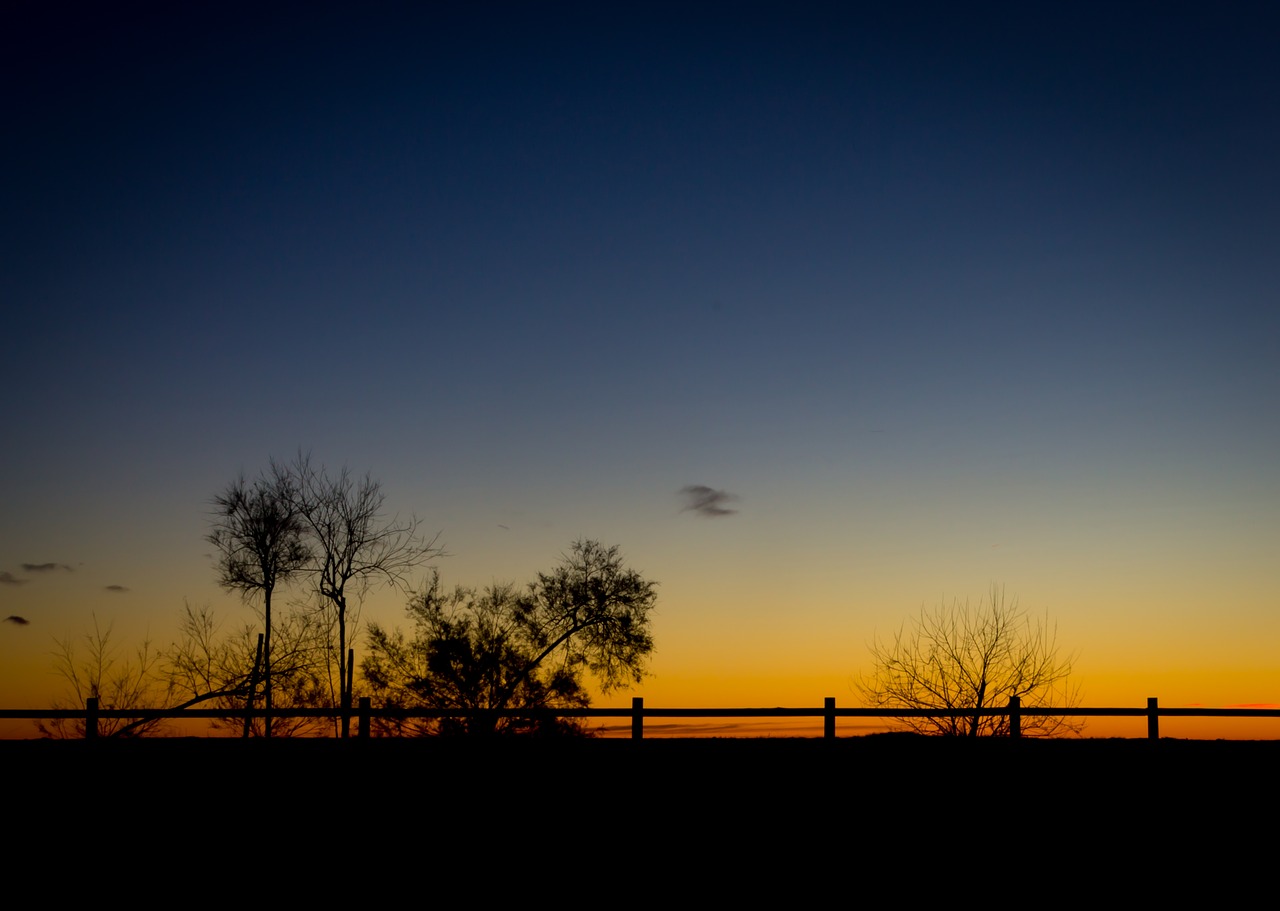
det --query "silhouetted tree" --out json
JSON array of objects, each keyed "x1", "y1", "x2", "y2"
[
  {"x1": 40, "y1": 616, "x2": 169, "y2": 738},
  {"x1": 289, "y1": 453, "x2": 441, "y2": 736},
  {"x1": 208, "y1": 465, "x2": 311, "y2": 737},
  {"x1": 166, "y1": 601, "x2": 333, "y2": 737},
  {"x1": 857, "y1": 586, "x2": 1081, "y2": 737},
  {"x1": 39, "y1": 602, "x2": 337, "y2": 738},
  {"x1": 364, "y1": 540, "x2": 657, "y2": 736}
]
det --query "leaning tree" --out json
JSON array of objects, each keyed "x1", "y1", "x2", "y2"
[{"x1": 363, "y1": 539, "x2": 657, "y2": 736}]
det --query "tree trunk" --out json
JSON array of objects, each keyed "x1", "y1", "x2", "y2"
[
  {"x1": 243, "y1": 633, "x2": 264, "y2": 738},
  {"x1": 263, "y1": 588, "x2": 273, "y2": 739},
  {"x1": 968, "y1": 679, "x2": 987, "y2": 737},
  {"x1": 337, "y1": 599, "x2": 348, "y2": 737},
  {"x1": 341, "y1": 648, "x2": 353, "y2": 738}
]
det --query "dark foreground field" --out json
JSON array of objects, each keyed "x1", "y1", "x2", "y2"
[{"x1": 9, "y1": 736, "x2": 1275, "y2": 893}]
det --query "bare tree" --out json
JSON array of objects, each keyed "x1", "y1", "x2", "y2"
[
  {"x1": 163, "y1": 602, "x2": 256, "y2": 732},
  {"x1": 208, "y1": 464, "x2": 311, "y2": 737},
  {"x1": 857, "y1": 586, "x2": 1081, "y2": 737},
  {"x1": 166, "y1": 601, "x2": 333, "y2": 737},
  {"x1": 289, "y1": 454, "x2": 441, "y2": 736},
  {"x1": 40, "y1": 616, "x2": 169, "y2": 738}
]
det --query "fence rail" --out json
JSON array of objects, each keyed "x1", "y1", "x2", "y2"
[{"x1": 4, "y1": 696, "x2": 1280, "y2": 739}]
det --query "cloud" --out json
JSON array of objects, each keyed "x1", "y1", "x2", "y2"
[
  {"x1": 679, "y1": 485, "x2": 739, "y2": 518},
  {"x1": 0, "y1": 572, "x2": 26, "y2": 586},
  {"x1": 22, "y1": 562, "x2": 72, "y2": 573},
  {"x1": 4, "y1": 615, "x2": 30, "y2": 625},
  {"x1": 104, "y1": 584, "x2": 129, "y2": 593}
]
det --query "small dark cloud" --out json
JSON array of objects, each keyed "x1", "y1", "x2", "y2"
[
  {"x1": 4, "y1": 615, "x2": 30, "y2": 625},
  {"x1": 22, "y1": 562, "x2": 73, "y2": 573},
  {"x1": 0, "y1": 572, "x2": 26, "y2": 586},
  {"x1": 104, "y1": 584, "x2": 130, "y2": 593},
  {"x1": 679, "y1": 485, "x2": 739, "y2": 518}
]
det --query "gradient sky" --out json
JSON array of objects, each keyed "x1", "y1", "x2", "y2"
[{"x1": 3, "y1": 2, "x2": 1278, "y2": 738}]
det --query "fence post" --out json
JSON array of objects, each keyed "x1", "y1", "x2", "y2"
[
  {"x1": 1147, "y1": 697, "x2": 1159, "y2": 740},
  {"x1": 632, "y1": 697, "x2": 644, "y2": 740},
  {"x1": 1008, "y1": 696, "x2": 1021, "y2": 738},
  {"x1": 358, "y1": 697, "x2": 371, "y2": 739},
  {"x1": 85, "y1": 696, "x2": 99, "y2": 739},
  {"x1": 824, "y1": 697, "x2": 835, "y2": 740}
]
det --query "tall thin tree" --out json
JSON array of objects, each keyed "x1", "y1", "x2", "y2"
[
  {"x1": 208, "y1": 464, "x2": 310, "y2": 737},
  {"x1": 291, "y1": 454, "x2": 440, "y2": 736}
]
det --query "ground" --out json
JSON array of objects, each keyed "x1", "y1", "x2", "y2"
[{"x1": 8, "y1": 736, "x2": 1273, "y2": 895}]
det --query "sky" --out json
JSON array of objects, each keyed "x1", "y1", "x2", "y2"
[{"x1": 3, "y1": 2, "x2": 1278, "y2": 738}]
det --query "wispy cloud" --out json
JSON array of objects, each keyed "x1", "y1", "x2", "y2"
[
  {"x1": 0, "y1": 572, "x2": 26, "y2": 586},
  {"x1": 4, "y1": 615, "x2": 30, "y2": 625},
  {"x1": 679, "y1": 485, "x2": 739, "y2": 518},
  {"x1": 104, "y1": 584, "x2": 129, "y2": 593},
  {"x1": 22, "y1": 562, "x2": 73, "y2": 573}
]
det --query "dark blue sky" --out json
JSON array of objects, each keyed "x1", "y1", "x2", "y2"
[{"x1": 3, "y1": 2, "x2": 1278, "y2": 718}]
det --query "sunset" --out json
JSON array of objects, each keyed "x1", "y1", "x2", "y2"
[{"x1": 2, "y1": 2, "x2": 1278, "y2": 747}]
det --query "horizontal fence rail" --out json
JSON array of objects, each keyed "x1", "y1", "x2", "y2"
[{"x1": 3, "y1": 696, "x2": 1280, "y2": 740}]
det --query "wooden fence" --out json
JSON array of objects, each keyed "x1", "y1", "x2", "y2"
[{"x1": 4, "y1": 695, "x2": 1280, "y2": 739}]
